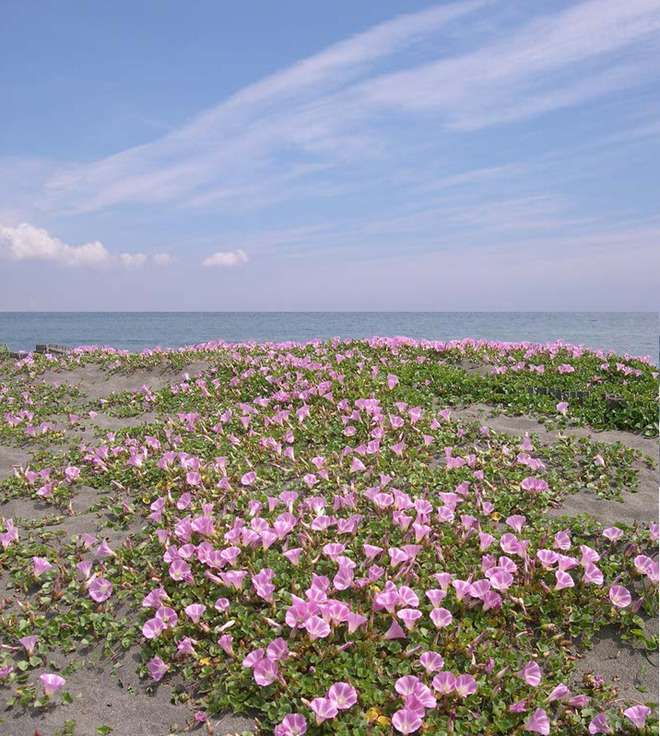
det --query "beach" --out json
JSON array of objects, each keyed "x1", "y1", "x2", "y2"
[{"x1": 0, "y1": 338, "x2": 657, "y2": 735}]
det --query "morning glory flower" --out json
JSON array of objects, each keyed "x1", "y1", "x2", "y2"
[
  {"x1": 253, "y1": 658, "x2": 279, "y2": 686},
  {"x1": 588, "y1": 713, "x2": 612, "y2": 734},
  {"x1": 327, "y1": 682, "x2": 357, "y2": 710},
  {"x1": 518, "y1": 661, "x2": 542, "y2": 687},
  {"x1": 432, "y1": 672, "x2": 456, "y2": 695},
  {"x1": 88, "y1": 576, "x2": 113, "y2": 602},
  {"x1": 309, "y1": 697, "x2": 338, "y2": 724},
  {"x1": 454, "y1": 674, "x2": 477, "y2": 698},
  {"x1": 623, "y1": 705, "x2": 651, "y2": 729},
  {"x1": 147, "y1": 657, "x2": 169, "y2": 682},
  {"x1": 609, "y1": 585, "x2": 632, "y2": 608},
  {"x1": 19, "y1": 636, "x2": 38, "y2": 655},
  {"x1": 430, "y1": 608, "x2": 453, "y2": 628},
  {"x1": 525, "y1": 708, "x2": 550, "y2": 734},
  {"x1": 274, "y1": 714, "x2": 308, "y2": 736},
  {"x1": 392, "y1": 708, "x2": 422, "y2": 734},
  {"x1": 32, "y1": 557, "x2": 53, "y2": 577},
  {"x1": 40, "y1": 673, "x2": 66, "y2": 698},
  {"x1": 602, "y1": 527, "x2": 623, "y2": 542}
]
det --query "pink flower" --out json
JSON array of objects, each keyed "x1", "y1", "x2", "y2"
[
  {"x1": 623, "y1": 705, "x2": 651, "y2": 729},
  {"x1": 455, "y1": 674, "x2": 477, "y2": 697},
  {"x1": 547, "y1": 683, "x2": 571, "y2": 702},
  {"x1": 19, "y1": 636, "x2": 38, "y2": 655},
  {"x1": 426, "y1": 589, "x2": 446, "y2": 607},
  {"x1": 88, "y1": 576, "x2": 113, "y2": 602},
  {"x1": 489, "y1": 569, "x2": 514, "y2": 591},
  {"x1": 242, "y1": 649, "x2": 264, "y2": 668},
  {"x1": 588, "y1": 713, "x2": 612, "y2": 734},
  {"x1": 602, "y1": 527, "x2": 623, "y2": 542},
  {"x1": 397, "y1": 608, "x2": 423, "y2": 630},
  {"x1": 392, "y1": 709, "x2": 423, "y2": 734},
  {"x1": 95, "y1": 540, "x2": 115, "y2": 558},
  {"x1": 40, "y1": 673, "x2": 66, "y2": 698},
  {"x1": 266, "y1": 637, "x2": 289, "y2": 662},
  {"x1": 254, "y1": 658, "x2": 279, "y2": 686},
  {"x1": 142, "y1": 617, "x2": 165, "y2": 640},
  {"x1": 350, "y1": 457, "x2": 366, "y2": 473},
  {"x1": 419, "y1": 652, "x2": 444, "y2": 674},
  {"x1": 395, "y1": 676, "x2": 421, "y2": 697},
  {"x1": 327, "y1": 682, "x2": 357, "y2": 710},
  {"x1": 385, "y1": 618, "x2": 408, "y2": 639},
  {"x1": 64, "y1": 466, "x2": 80, "y2": 483},
  {"x1": 556, "y1": 402, "x2": 568, "y2": 415},
  {"x1": 309, "y1": 697, "x2": 338, "y2": 724},
  {"x1": 241, "y1": 471, "x2": 257, "y2": 486},
  {"x1": 156, "y1": 606, "x2": 178, "y2": 629},
  {"x1": 304, "y1": 616, "x2": 331, "y2": 639},
  {"x1": 387, "y1": 374, "x2": 399, "y2": 389},
  {"x1": 525, "y1": 708, "x2": 550, "y2": 734},
  {"x1": 274, "y1": 714, "x2": 308, "y2": 736},
  {"x1": 147, "y1": 657, "x2": 169, "y2": 682},
  {"x1": 609, "y1": 585, "x2": 632, "y2": 608},
  {"x1": 430, "y1": 608, "x2": 453, "y2": 628},
  {"x1": 218, "y1": 634, "x2": 234, "y2": 656},
  {"x1": 555, "y1": 571, "x2": 574, "y2": 591},
  {"x1": 520, "y1": 477, "x2": 549, "y2": 494},
  {"x1": 432, "y1": 672, "x2": 456, "y2": 694},
  {"x1": 184, "y1": 603, "x2": 206, "y2": 623},
  {"x1": 32, "y1": 557, "x2": 53, "y2": 576},
  {"x1": 518, "y1": 661, "x2": 542, "y2": 687},
  {"x1": 582, "y1": 563, "x2": 604, "y2": 585},
  {"x1": 392, "y1": 708, "x2": 422, "y2": 734}
]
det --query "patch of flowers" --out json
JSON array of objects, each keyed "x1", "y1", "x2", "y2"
[{"x1": 0, "y1": 338, "x2": 657, "y2": 734}]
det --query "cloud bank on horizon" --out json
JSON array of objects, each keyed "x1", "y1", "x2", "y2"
[{"x1": 0, "y1": 0, "x2": 659, "y2": 310}]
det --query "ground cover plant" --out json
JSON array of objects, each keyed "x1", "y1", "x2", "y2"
[{"x1": 0, "y1": 337, "x2": 658, "y2": 735}]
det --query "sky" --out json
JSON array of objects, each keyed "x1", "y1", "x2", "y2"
[{"x1": 0, "y1": 0, "x2": 659, "y2": 311}]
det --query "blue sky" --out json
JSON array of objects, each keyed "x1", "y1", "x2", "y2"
[{"x1": 1, "y1": 0, "x2": 659, "y2": 310}]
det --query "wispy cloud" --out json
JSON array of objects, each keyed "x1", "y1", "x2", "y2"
[
  {"x1": 35, "y1": 1, "x2": 491, "y2": 214},
  {"x1": 31, "y1": 0, "x2": 659, "y2": 220},
  {"x1": 362, "y1": 0, "x2": 660, "y2": 128}
]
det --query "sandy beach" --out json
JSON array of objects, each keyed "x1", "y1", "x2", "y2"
[{"x1": 0, "y1": 339, "x2": 657, "y2": 736}]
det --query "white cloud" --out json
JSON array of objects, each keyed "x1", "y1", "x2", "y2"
[
  {"x1": 0, "y1": 222, "x2": 155, "y2": 269},
  {"x1": 201, "y1": 249, "x2": 248, "y2": 267},
  {"x1": 152, "y1": 251, "x2": 175, "y2": 266},
  {"x1": 119, "y1": 252, "x2": 148, "y2": 267},
  {"x1": 0, "y1": 222, "x2": 112, "y2": 267}
]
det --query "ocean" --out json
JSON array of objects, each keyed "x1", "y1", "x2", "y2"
[{"x1": 0, "y1": 312, "x2": 657, "y2": 362}]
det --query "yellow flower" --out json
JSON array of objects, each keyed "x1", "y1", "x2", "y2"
[
  {"x1": 377, "y1": 716, "x2": 391, "y2": 726},
  {"x1": 199, "y1": 657, "x2": 211, "y2": 666},
  {"x1": 142, "y1": 496, "x2": 151, "y2": 504},
  {"x1": 491, "y1": 512, "x2": 502, "y2": 521},
  {"x1": 365, "y1": 707, "x2": 381, "y2": 722}
]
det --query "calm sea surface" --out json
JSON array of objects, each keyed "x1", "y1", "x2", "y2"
[{"x1": 0, "y1": 313, "x2": 657, "y2": 363}]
